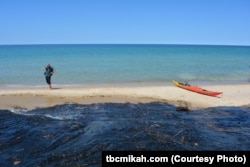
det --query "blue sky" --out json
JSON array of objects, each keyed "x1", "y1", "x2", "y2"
[{"x1": 0, "y1": 0, "x2": 249, "y2": 45}]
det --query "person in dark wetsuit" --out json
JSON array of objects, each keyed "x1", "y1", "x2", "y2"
[{"x1": 44, "y1": 64, "x2": 55, "y2": 89}]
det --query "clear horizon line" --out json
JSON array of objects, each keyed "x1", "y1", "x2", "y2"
[{"x1": 0, "y1": 43, "x2": 250, "y2": 47}]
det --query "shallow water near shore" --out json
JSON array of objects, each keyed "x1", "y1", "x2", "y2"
[{"x1": 0, "y1": 102, "x2": 249, "y2": 166}]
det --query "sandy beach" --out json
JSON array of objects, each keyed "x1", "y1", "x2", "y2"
[{"x1": 0, "y1": 83, "x2": 249, "y2": 110}]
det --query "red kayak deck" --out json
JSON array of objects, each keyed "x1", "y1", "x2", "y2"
[{"x1": 172, "y1": 80, "x2": 223, "y2": 97}]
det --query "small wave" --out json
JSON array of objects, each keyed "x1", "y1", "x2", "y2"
[
  {"x1": 44, "y1": 114, "x2": 78, "y2": 120},
  {"x1": 6, "y1": 84, "x2": 46, "y2": 88},
  {"x1": 9, "y1": 105, "x2": 79, "y2": 120},
  {"x1": 10, "y1": 108, "x2": 29, "y2": 114}
]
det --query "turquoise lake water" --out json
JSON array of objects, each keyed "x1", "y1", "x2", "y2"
[{"x1": 0, "y1": 44, "x2": 250, "y2": 87}]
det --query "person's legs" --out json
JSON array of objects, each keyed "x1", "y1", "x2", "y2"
[{"x1": 46, "y1": 76, "x2": 52, "y2": 89}]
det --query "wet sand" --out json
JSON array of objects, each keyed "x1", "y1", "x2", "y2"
[{"x1": 0, "y1": 84, "x2": 250, "y2": 110}]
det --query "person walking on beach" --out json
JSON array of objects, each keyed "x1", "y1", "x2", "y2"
[{"x1": 44, "y1": 64, "x2": 55, "y2": 89}]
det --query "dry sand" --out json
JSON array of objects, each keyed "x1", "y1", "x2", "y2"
[{"x1": 0, "y1": 84, "x2": 249, "y2": 110}]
